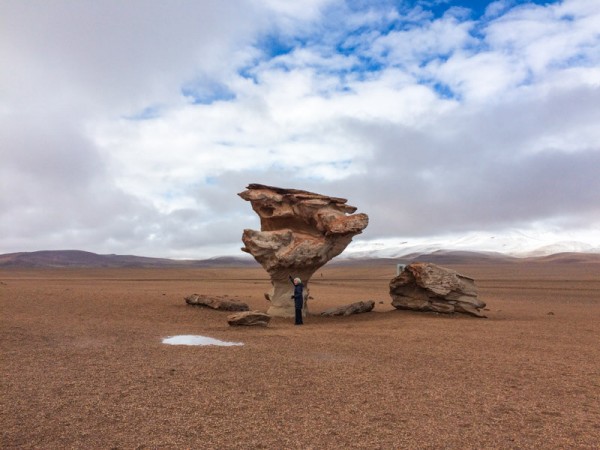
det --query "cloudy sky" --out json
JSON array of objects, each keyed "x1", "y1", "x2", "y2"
[{"x1": 2, "y1": 0, "x2": 599, "y2": 258}]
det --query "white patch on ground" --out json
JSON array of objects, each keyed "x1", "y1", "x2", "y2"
[{"x1": 162, "y1": 335, "x2": 243, "y2": 346}]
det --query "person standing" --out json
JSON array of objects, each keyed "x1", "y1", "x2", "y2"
[{"x1": 289, "y1": 275, "x2": 304, "y2": 325}]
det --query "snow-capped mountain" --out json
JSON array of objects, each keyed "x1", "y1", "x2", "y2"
[{"x1": 344, "y1": 230, "x2": 600, "y2": 259}]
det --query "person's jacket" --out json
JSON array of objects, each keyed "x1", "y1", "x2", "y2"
[{"x1": 289, "y1": 276, "x2": 304, "y2": 309}]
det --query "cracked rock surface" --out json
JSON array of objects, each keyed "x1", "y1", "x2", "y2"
[{"x1": 390, "y1": 262, "x2": 486, "y2": 317}]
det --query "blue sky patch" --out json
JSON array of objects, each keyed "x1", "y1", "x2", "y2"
[
  {"x1": 181, "y1": 80, "x2": 235, "y2": 105},
  {"x1": 431, "y1": 81, "x2": 458, "y2": 99},
  {"x1": 414, "y1": 0, "x2": 561, "y2": 20},
  {"x1": 256, "y1": 33, "x2": 296, "y2": 59},
  {"x1": 124, "y1": 105, "x2": 162, "y2": 121}
]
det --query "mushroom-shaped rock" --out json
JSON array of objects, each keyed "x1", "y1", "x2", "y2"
[
  {"x1": 239, "y1": 184, "x2": 368, "y2": 318},
  {"x1": 389, "y1": 263, "x2": 486, "y2": 317}
]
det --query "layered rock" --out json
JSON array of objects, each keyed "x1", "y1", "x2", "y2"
[
  {"x1": 227, "y1": 311, "x2": 271, "y2": 327},
  {"x1": 389, "y1": 263, "x2": 486, "y2": 317},
  {"x1": 321, "y1": 300, "x2": 375, "y2": 316},
  {"x1": 239, "y1": 184, "x2": 368, "y2": 318},
  {"x1": 185, "y1": 294, "x2": 249, "y2": 312}
]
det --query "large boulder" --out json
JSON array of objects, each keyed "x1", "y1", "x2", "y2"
[
  {"x1": 227, "y1": 311, "x2": 271, "y2": 327},
  {"x1": 185, "y1": 294, "x2": 249, "y2": 312},
  {"x1": 321, "y1": 300, "x2": 375, "y2": 316},
  {"x1": 239, "y1": 184, "x2": 368, "y2": 318},
  {"x1": 389, "y1": 263, "x2": 486, "y2": 317}
]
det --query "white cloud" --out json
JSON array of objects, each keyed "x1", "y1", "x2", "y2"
[
  {"x1": 260, "y1": 0, "x2": 334, "y2": 20},
  {"x1": 484, "y1": 1, "x2": 511, "y2": 18},
  {"x1": 369, "y1": 10, "x2": 476, "y2": 66},
  {"x1": 2, "y1": 0, "x2": 600, "y2": 258},
  {"x1": 484, "y1": 0, "x2": 600, "y2": 75}
]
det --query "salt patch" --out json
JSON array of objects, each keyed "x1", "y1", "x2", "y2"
[{"x1": 162, "y1": 335, "x2": 243, "y2": 347}]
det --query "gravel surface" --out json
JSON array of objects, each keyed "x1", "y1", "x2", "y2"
[{"x1": 1, "y1": 263, "x2": 599, "y2": 449}]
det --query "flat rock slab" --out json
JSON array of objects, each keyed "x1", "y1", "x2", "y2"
[
  {"x1": 390, "y1": 262, "x2": 486, "y2": 317},
  {"x1": 227, "y1": 311, "x2": 271, "y2": 327},
  {"x1": 185, "y1": 294, "x2": 249, "y2": 311},
  {"x1": 321, "y1": 300, "x2": 375, "y2": 316}
]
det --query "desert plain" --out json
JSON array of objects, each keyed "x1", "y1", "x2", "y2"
[{"x1": 1, "y1": 259, "x2": 599, "y2": 449}]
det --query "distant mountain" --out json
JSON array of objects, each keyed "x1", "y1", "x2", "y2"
[
  {"x1": 398, "y1": 250, "x2": 518, "y2": 265},
  {"x1": 330, "y1": 251, "x2": 512, "y2": 266},
  {"x1": 0, "y1": 250, "x2": 256, "y2": 269},
  {"x1": 524, "y1": 252, "x2": 600, "y2": 264},
  {"x1": 344, "y1": 231, "x2": 600, "y2": 259},
  {"x1": 407, "y1": 250, "x2": 600, "y2": 264},
  {"x1": 1, "y1": 249, "x2": 599, "y2": 269}
]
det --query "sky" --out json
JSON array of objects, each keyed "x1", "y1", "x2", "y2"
[{"x1": 1, "y1": 0, "x2": 599, "y2": 258}]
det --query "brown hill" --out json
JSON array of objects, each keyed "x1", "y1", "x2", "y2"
[
  {"x1": 0, "y1": 250, "x2": 256, "y2": 269},
  {"x1": 2, "y1": 249, "x2": 599, "y2": 269},
  {"x1": 521, "y1": 252, "x2": 600, "y2": 264},
  {"x1": 401, "y1": 250, "x2": 517, "y2": 265}
]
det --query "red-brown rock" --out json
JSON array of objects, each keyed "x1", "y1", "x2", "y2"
[
  {"x1": 239, "y1": 184, "x2": 368, "y2": 318},
  {"x1": 389, "y1": 263, "x2": 486, "y2": 317}
]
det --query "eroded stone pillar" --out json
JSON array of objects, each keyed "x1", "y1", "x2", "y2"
[{"x1": 239, "y1": 184, "x2": 368, "y2": 317}]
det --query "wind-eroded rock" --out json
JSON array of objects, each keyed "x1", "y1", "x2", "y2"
[
  {"x1": 239, "y1": 184, "x2": 368, "y2": 318},
  {"x1": 389, "y1": 263, "x2": 486, "y2": 317}
]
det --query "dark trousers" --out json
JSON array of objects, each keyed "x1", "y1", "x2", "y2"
[{"x1": 295, "y1": 307, "x2": 303, "y2": 325}]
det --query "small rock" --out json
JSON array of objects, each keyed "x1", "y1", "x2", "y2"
[
  {"x1": 185, "y1": 294, "x2": 249, "y2": 311},
  {"x1": 547, "y1": 311, "x2": 555, "y2": 315},
  {"x1": 227, "y1": 311, "x2": 271, "y2": 327}
]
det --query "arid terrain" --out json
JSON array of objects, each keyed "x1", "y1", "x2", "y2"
[{"x1": 1, "y1": 260, "x2": 599, "y2": 449}]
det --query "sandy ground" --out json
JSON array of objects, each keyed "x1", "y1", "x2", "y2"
[{"x1": 1, "y1": 262, "x2": 599, "y2": 449}]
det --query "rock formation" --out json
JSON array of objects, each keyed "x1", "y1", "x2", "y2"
[
  {"x1": 227, "y1": 311, "x2": 271, "y2": 327},
  {"x1": 185, "y1": 294, "x2": 249, "y2": 312},
  {"x1": 389, "y1": 263, "x2": 486, "y2": 317},
  {"x1": 239, "y1": 183, "x2": 369, "y2": 318},
  {"x1": 320, "y1": 300, "x2": 375, "y2": 316}
]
